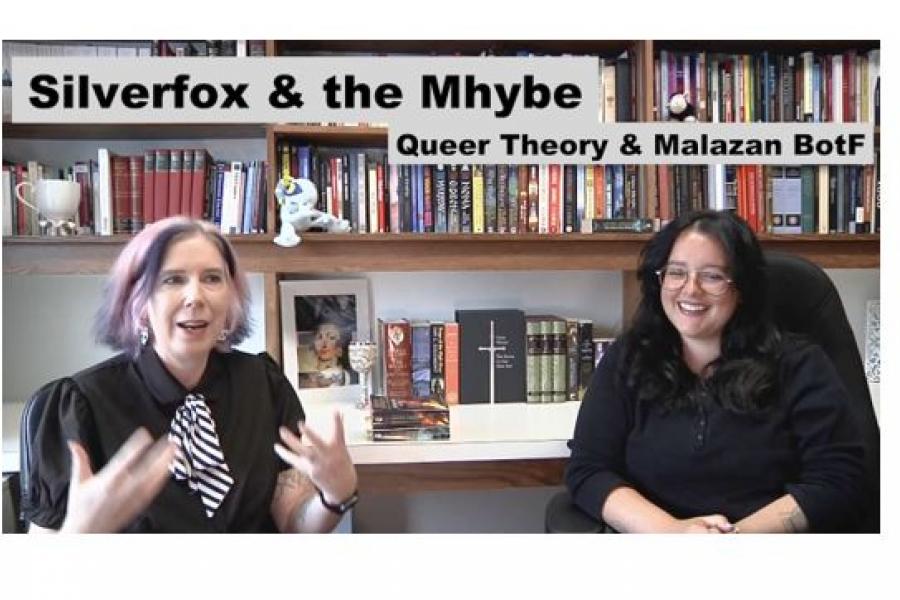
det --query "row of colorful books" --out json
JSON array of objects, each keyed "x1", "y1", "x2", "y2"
[
  {"x1": 2, "y1": 150, "x2": 269, "y2": 237},
  {"x1": 2, "y1": 41, "x2": 265, "y2": 85},
  {"x1": 377, "y1": 310, "x2": 615, "y2": 408},
  {"x1": 655, "y1": 159, "x2": 879, "y2": 234},
  {"x1": 277, "y1": 144, "x2": 643, "y2": 234},
  {"x1": 655, "y1": 49, "x2": 880, "y2": 124}
]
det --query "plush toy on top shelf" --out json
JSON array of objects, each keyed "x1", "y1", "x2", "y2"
[
  {"x1": 273, "y1": 175, "x2": 351, "y2": 247},
  {"x1": 667, "y1": 92, "x2": 697, "y2": 122}
]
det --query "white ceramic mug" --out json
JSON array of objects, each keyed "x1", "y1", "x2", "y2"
[{"x1": 14, "y1": 179, "x2": 81, "y2": 221}]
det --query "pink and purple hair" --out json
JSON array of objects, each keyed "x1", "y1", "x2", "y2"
[{"x1": 94, "y1": 217, "x2": 252, "y2": 356}]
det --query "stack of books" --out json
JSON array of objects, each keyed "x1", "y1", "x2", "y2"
[{"x1": 368, "y1": 395, "x2": 450, "y2": 442}]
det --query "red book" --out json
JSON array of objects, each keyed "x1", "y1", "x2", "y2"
[
  {"x1": 756, "y1": 165, "x2": 765, "y2": 233},
  {"x1": 657, "y1": 165, "x2": 670, "y2": 222},
  {"x1": 381, "y1": 319, "x2": 413, "y2": 402},
  {"x1": 548, "y1": 164, "x2": 561, "y2": 233},
  {"x1": 180, "y1": 149, "x2": 193, "y2": 217},
  {"x1": 191, "y1": 150, "x2": 209, "y2": 220},
  {"x1": 517, "y1": 164, "x2": 529, "y2": 232},
  {"x1": 153, "y1": 150, "x2": 169, "y2": 220},
  {"x1": 111, "y1": 155, "x2": 131, "y2": 234},
  {"x1": 330, "y1": 157, "x2": 339, "y2": 217},
  {"x1": 423, "y1": 165, "x2": 433, "y2": 232},
  {"x1": 72, "y1": 162, "x2": 93, "y2": 230},
  {"x1": 594, "y1": 165, "x2": 606, "y2": 219},
  {"x1": 443, "y1": 322, "x2": 460, "y2": 405},
  {"x1": 142, "y1": 150, "x2": 154, "y2": 224},
  {"x1": 747, "y1": 166, "x2": 758, "y2": 233},
  {"x1": 168, "y1": 149, "x2": 182, "y2": 217},
  {"x1": 128, "y1": 155, "x2": 144, "y2": 232}
]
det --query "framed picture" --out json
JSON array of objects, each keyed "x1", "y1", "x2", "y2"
[{"x1": 280, "y1": 279, "x2": 371, "y2": 405}]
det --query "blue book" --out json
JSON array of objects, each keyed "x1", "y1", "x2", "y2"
[
  {"x1": 434, "y1": 165, "x2": 447, "y2": 233},
  {"x1": 410, "y1": 321, "x2": 432, "y2": 398},
  {"x1": 613, "y1": 165, "x2": 625, "y2": 218},
  {"x1": 297, "y1": 145, "x2": 311, "y2": 179},
  {"x1": 242, "y1": 161, "x2": 255, "y2": 234},
  {"x1": 213, "y1": 162, "x2": 226, "y2": 226}
]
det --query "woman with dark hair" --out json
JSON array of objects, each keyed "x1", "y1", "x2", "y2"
[
  {"x1": 22, "y1": 217, "x2": 358, "y2": 533},
  {"x1": 566, "y1": 210, "x2": 865, "y2": 533}
]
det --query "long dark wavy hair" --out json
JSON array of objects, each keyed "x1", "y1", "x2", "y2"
[{"x1": 619, "y1": 210, "x2": 782, "y2": 414}]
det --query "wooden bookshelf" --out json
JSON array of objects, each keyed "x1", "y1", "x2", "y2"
[{"x1": 2, "y1": 39, "x2": 883, "y2": 499}]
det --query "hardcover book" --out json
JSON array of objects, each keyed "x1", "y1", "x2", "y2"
[
  {"x1": 526, "y1": 316, "x2": 543, "y2": 403},
  {"x1": 444, "y1": 322, "x2": 460, "y2": 405},
  {"x1": 455, "y1": 309, "x2": 526, "y2": 404},
  {"x1": 430, "y1": 322, "x2": 446, "y2": 402},
  {"x1": 380, "y1": 319, "x2": 413, "y2": 402},
  {"x1": 771, "y1": 166, "x2": 802, "y2": 234}
]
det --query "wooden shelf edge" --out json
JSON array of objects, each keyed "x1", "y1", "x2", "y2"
[
  {"x1": 2, "y1": 123, "x2": 267, "y2": 140},
  {"x1": 3, "y1": 233, "x2": 879, "y2": 274},
  {"x1": 356, "y1": 458, "x2": 566, "y2": 493}
]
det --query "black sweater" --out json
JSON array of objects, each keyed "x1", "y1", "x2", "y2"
[{"x1": 565, "y1": 338, "x2": 866, "y2": 532}]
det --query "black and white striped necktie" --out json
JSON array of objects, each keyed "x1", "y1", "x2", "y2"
[{"x1": 168, "y1": 393, "x2": 234, "y2": 518}]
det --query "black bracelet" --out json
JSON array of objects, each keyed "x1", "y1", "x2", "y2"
[{"x1": 317, "y1": 487, "x2": 359, "y2": 515}]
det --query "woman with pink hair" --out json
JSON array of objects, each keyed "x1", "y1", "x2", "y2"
[{"x1": 22, "y1": 217, "x2": 358, "y2": 533}]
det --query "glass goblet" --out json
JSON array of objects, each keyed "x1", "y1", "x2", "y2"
[{"x1": 348, "y1": 341, "x2": 377, "y2": 410}]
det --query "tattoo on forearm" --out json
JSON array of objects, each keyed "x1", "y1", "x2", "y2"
[
  {"x1": 781, "y1": 507, "x2": 807, "y2": 533},
  {"x1": 273, "y1": 469, "x2": 305, "y2": 503}
]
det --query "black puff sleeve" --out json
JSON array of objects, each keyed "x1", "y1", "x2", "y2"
[
  {"x1": 258, "y1": 352, "x2": 305, "y2": 448},
  {"x1": 20, "y1": 378, "x2": 99, "y2": 530}
]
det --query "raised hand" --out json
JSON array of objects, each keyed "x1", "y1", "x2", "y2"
[
  {"x1": 273, "y1": 410, "x2": 358, "y2": 505},
  {"x1": 60, "y1": 428, "x2": 175, "y2": 533}
]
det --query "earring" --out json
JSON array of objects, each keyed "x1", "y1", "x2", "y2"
[
  {"x1": 139, "y1": 325, "x2": 150, "y2": 347},
  {"x1": 218, "y1": 329, "x2": 229, "y2": 342}
]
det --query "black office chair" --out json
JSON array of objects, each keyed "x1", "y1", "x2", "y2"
[
  {"x1": 545, "y1": 251, "x2": 881, "y2": 533},
  {"x1": 17, "y1": 379, "x2": 55, "y2": 532}
]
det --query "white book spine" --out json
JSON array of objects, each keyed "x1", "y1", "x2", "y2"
[
  {"x1": 818, "y1": 165, "x2": 830, "y2": 234},
  {"x1": 710, "y1": 59, "x2": 720, "y2": 123},
  {"x1": 832, "y1": 55, "x2": 843, "y2": 123},
  {"x1": 583, "y1": 165, "x2": 594, "y2": 233},
  {"x1": 97, "y1": 149, "x2": 113, "y2": 236},
  {"x1": 367, "y1": 162, "x2": 378, "y2": 233},
  {"x1": 219, "y1": 168, "x2": 234, "y2": 234},
  {"x1": 802, "y1": 51, "x2": 814, "y2": 118}
]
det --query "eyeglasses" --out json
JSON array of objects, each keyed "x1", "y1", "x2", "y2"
[{"x1": 655, "y1": 266, "x2": 734, "y2": 296}]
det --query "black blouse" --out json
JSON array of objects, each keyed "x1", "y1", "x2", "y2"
[
  {"x1": 566, "y1": 337, "x2": 867, "y2": 532},
  {"x1": 21, "y1": 348, "x2": 305, "y2": 532}
]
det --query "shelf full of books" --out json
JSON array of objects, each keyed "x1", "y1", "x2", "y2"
[
  {"x1": 650, "y1": 44, "x2": 880, "y2": 235},
  {"x1": 2, "y1": 148, "x2": 268, "y2": 238}
]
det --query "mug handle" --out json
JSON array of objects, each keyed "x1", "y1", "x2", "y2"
[{"x1": 14, "y1": 181, "x2": 40, "y2": 214}]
